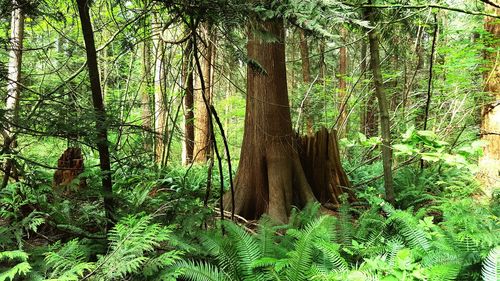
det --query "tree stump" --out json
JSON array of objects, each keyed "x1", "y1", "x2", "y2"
[
  {"x1": 297, "y1": 127, "x2": 354, "y2": 206},
  {"x1": 53, "y1": 147, "x2": 86, "y2": 193}
]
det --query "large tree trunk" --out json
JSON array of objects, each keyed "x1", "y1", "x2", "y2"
[
  {"x1": 298, "y1": 29, "x2": 313, "y2": 134},
  {"x1": 337, "y1": 26, "x2": 348, "y2": 138},
  {"x1": 182, "y1": 37, "x2": 195, "y2": 165},
  {"x1": 152, "y1": 13, "x2": 167, "y2": 164},
  {"x1": 193, "y1": 24, "x2": 215, "y2": 163},
  {"x1": 2, "y1": 0, "x2": 24, "y2": 189},
  {"x1": 225, "y1": 18, "x2": 318, "y2": 223},
  {"x1": 478, "y1": 3, "x2": 500, "y2": 196},
  {"x1": 365, "y1": 4, "x2": 395, "y2": 204},
  {"x1": 76, "y1": 0, "x2": 114, "y2": 227}
]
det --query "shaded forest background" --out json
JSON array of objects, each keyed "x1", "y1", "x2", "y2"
[{"x1": 0, "y1": 0, "x2": 499, "y2": 280}]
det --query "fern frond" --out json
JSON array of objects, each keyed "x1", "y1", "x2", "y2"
[
  {"x1": 0, "y1": 261, "x2": 31, "y2": 281},
  {"x1": 176, "y1": 260, "x2": 229, "y2": 281},
  {"x1": 285, "y1": 215, "x2": 334, "y2": 281},
  {"x1": 44, "y1": 239, "x2": 90, "y2": 277},
  {"x1": 93, "y1": 214, "x2": 177, "y2": 280},
  {"x1": 251, "y1": 257, "x2": 278, "y2": 269},
  {"x1": 482, "y1": 246, "x2": 499, "y2": 281},
  {"x1": 425, "y1": 263, "x2": 461, "y2": 281},
  {"x1": 222, "y1": 220, "x2": 266, "y2": 281},
  {"x1": 256, "y1": 216, "x2": 280, "y2": 257},
  {"x1": 385, "y1": 238, "x2": 404, "y2": 267},
  {"x1": 314, "y1": 240, "x2": 348, "y2": 271},
  {"x1": 143, "y1": 250, "x2": 183, "y2": 277},
  {"x1": 201, "y1": 233, "x2": 240, "y2": 279},
  {"x1": 0, "y1": 250, "x2": 28, "y2": 262},
  {"x1": 382, "y1": 204, "x2": 431, "y2": 252}
]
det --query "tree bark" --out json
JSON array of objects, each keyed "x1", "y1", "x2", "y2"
[
  {"x1": 224, "y1": 18, "x2": 317, "y2": 223},
  {"x1": 2, "y1": 0, "x2": 24, "y2": 189},
  {"x1": 359, "y1": 33, "x2": 378, "y2": 138},
  {"x1": 365, "y1": 4, "x2": 395, "y2": 204},
  {"x1": 140, "y1": 1, "x2": 152, "y2": 152},
  {"x1": 193, "y1": 24, "x2": 215, "y2": 163},
  {"x1": 478, "y1": 2, "x2": 500, "y2": 196},
  {"x1": 298, "y1": 29, "x2": 313, "y2": 134},
  {"x1": 318, "y1": 39, "x2": 326, "y2": 83},
  {"x1": 182, "y1": 37, "x2": 195, "y2": 165},
  {"x1": 76, "y1": 0, "x2": 114, "y2": 226},
  {"x1": 337, "y1": 26, "x2": 348, "y2": 138},
  {"x1": 152, "y1": 13, "x2": 167, "y2": 164}
]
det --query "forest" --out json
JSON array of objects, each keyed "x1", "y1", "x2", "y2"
[{"x1": 0, "y1": 0, "x2": 499, "y2": 280}]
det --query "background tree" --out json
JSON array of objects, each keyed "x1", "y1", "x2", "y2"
[
  {"x1": 193, "y1": 23, "x2": 215, "y2": 163},
  {"x1": 478, "y1": 2, "x2": 499, "y2": 196},
  {"x1": 2, "y1": 0, "x2": 25, "y2": 189},
  {"x1": 365, "y1": 3, "x2": 395, "y2": 204},
  {"x1": 76, "y1": 0, "x2": 114, "y2": 226}
]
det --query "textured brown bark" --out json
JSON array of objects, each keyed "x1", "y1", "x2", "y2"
[
  {"x1": 478, "y1": 3, "x2": 500, "y2": 196},
  {"x1": 53, "y1": 147, "x2": 86, "y2": 192},
  {"x1": 337, "y1": 26, "x2": 348, "y2": 138},
  {"x1": 298, "y1": 29, "x2": 313, "y2": 135},
  {"x1": 225, "y1": 18, "x2": 319, "y2": 223},
  {"x1": 193, "y1": 24, "x2": 214, "y2": 163},
  {"x1": 298, "y1": 128, "x2": 353, "y2": 206},
  {"x1": 76, "y1": 0, "x2": 114, "y2": 225},
  {"x1": 182, "y1": 37, "x2": 195, "y2": 165},
  {"x1": 299, "y1": 29, "x2": 311, "y2": 83},
  {"x1": 365, "y1": 4, "x2": 395, "y2": 204},
  {"x1": 360, "y1": 39, "x2": 378, "y2": 138},
  {"x1": 2, "y1": 0, "x2": 24, "y2": 189}
]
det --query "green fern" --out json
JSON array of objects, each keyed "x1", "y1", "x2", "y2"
[
  {"x1": 283, "y1": 216, "x2": 334, "y2": 281},
  {"x1": 382, "y1": 203, "x2": 431, "y2": 252},
  {"x1": 482, "y1": 247, "x2": 499, "y2": 281},
  {"x1": 93, "y1": 214, "x2": 180, "y2": 280},
  {"x1": 44, "y1": 239, "x2": 92, "y2": 279},
  {"x1": 44, "y1": 214, "x2": 182, "y2": 280},
  {"x1": 221, "y1": 220, "x2": 266, "y2": 281},
  {"x1": 0, "y1": 250, "x2": 31, "y2": 281},
  {"x1": 176, "y1": 260, "x2": 229, "y2": 281}
]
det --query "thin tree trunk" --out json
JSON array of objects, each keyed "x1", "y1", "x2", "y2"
[
  {"x1": 299, "y1": 29, "x2": 313, "y2": 134},
  {"x1": 318, "y1": 39, "x2": 326, "y2": 84},
  {"x1": 152, "y1": 13, "x2": 167, "y2": 164},
  {"x1": 360, "y1": 39, "x2": 367, "y2": 134},
  {"x1": 420, "y1": 13, "x2": 439, "y2": 170},
  {"x1": 2, "y1": 0, "x2": 24, "y2": 189},
  {"x1": 478, "y1": 2, "x2": 500, "y2": 196},
  {"x1": 76, "y1": 0, "x2": 114, "y2": 227},
  {"x1": 140, "y1": 2, "x2": 152, "y2": 152},
  {"x1": 182, "y1": 37, "x2": 195, "y2": 165},
  {"x1": 337, "y1": 26, "x2": 348, "y2": 137},
  {"x1": 193, "y1": 24, "x2": 214, "y2": 163},
  {"x1": 365, "y1": 4, "x2": 395, "y2": 204},
  {"x1": 421, "y1": 13, "x2": 438, "y2": 132}
]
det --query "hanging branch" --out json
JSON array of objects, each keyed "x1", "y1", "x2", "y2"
[
  {"x1": 210, "y1": 105, "x2": 235, "y2": 221},
  {"x1": 192, "y1": 26, "x2": 226, "y2": 228}
]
